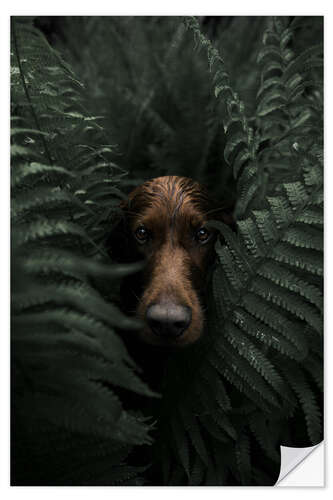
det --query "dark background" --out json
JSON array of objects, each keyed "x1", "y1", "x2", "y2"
[{"x1": 11, "y1": 16, "x2": 323, "y2": 486}]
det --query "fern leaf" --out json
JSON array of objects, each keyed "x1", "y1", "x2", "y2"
[{"x1": 235, "y1": 430, "x2": 252, "y2": 484}]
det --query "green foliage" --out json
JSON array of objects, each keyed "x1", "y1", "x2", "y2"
[
  {"x1": 150, "y1": 16, "x2": 322, "y2": 485},
  {"x1": 11, "y1": 17, "x2": 155, "y2": 485},
  {"x1": 11, "y1": 16, "x2": 323, "y2": 486},
  {"x1": 47, "y1": 16, "x2": 243, "y2": 204}
]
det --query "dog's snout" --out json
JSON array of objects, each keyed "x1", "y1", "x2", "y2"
[{"x1": 146, "y1": 302, "x2": 192, "y2": 338}]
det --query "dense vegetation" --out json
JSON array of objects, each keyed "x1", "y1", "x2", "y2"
[{"x1": 11, "y1": 16, "x2": 323, "y2": 485}]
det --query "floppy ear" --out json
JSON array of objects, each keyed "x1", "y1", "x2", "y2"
[
  {"x1": 106, "y1": 200, "x2": 135, "y2": 263},
  {"x1": 106, "y1": 216, "x2": 129, "y2": 263}
]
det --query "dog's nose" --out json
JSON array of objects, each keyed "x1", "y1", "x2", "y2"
[{"x1": 146, "y1": 302, "x2": 192, "y2": 338}]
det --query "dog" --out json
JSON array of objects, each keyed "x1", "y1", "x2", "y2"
[{"x1": 110, "y1": 175, "x2": 234, "y2": 347}]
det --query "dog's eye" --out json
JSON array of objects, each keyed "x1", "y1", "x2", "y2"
[
  {"x1": 134, "y1": 225, "x2": 149, "y2": 243},
  {"x1": 196, "y1": 227, "x2": 210, "y2": 244}
]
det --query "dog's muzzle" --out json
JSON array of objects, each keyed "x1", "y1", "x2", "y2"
[{"x1": 145, "y1": 301, "x2": 192, "y2": 338}]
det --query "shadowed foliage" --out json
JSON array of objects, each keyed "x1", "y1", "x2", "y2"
[{"x1": 11, "y1": 16, "x2": 323, "y2": 485}]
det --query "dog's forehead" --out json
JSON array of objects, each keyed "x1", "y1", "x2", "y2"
[
  {"x1": 128, "y1": 176, "x2": 210, "y2": 218},
  {"x1": 139, "y1": 199, "x2": 205, "y2": 229}
]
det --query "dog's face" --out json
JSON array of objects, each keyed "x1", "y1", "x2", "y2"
[{"x1": 112, "y1": 176, "x2": 233, "y2": 347}]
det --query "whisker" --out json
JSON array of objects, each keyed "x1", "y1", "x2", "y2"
[{"x1": 131, "y1": 289, "x2": 143, "y2": 304}]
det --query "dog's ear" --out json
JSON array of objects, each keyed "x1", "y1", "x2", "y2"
[
  {"x1": 106, "y1": 200, "x2": 133, "y2": 263},
  {"x1": 106, "y1": 216, "x2": 128, "y2": 263}
]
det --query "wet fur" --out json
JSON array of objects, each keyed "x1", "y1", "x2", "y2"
[{"x1": 110, "y1": 175, "x2": 234, "y2": 347}]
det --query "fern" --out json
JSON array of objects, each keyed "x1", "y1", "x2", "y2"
[
  {"x1": 256, "y1": 17, "x2": 323, "y2": 192},
  {"x1": 150, "y1": 16, "x2": 323, "y2": 485},
  {"x1": 11, "y1": 16, "x2": 323, "y2": 486},
  {"x1": 11, "y1": 17, "x2": 155, "y2": 485}
]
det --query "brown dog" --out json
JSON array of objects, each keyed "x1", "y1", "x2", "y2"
[{"x1": 111, "y1": 175, "x2": 234, "y2": 347}]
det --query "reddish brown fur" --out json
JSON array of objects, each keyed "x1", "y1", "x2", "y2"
[{"x1": 118, "y1": 175, "x2": 230, "y2": 346}]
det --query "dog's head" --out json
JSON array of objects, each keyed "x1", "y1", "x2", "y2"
[{"x1": 110, "y1": 175, "x2": 234, "y2": 347}]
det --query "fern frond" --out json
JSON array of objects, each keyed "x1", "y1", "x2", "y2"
[
  {"x1": 235, "y1": 430, "x2": 252, "y2": 484},
  {"x1": 11, "y1": 17, "x2": 154, "y2": 486},
  {"x1": 281, "y1": 362, "x2": 322, "y2": 444},
  {"x1": 184, "y1": 16, "x2": 260, "y2": 217}
]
